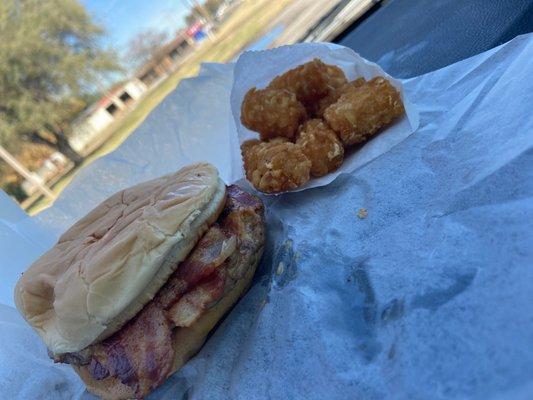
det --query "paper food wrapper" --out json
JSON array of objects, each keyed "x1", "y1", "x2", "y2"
[
  {"x1": 229, "y1": 43, "x2": 420, "y2": 191},
  {"x1": 1, "y1": 35, "x2": 532, "y2": 399}
]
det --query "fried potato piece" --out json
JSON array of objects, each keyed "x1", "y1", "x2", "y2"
[
  {"x1": 240, "y1": 139, "x2": 311, "y2": 193},
  {"x1": 241, "y1": 139, "x2": 262, "y2": 173},
  {"x1": 241, "y1": 138, "x2": 288, "y2": 173},
  {"x1": 268, "y1": 59, "x2": 332, "y2": 107},
  {"x1": 323, "y1": 64, "x2": 348, "y2": 89},
  {"x1": 296, "y1": 119, "x2": 344, "y2": 177},
  {"x1": 312, "y1": 77, "x2": 363, "y2": 118},
  {"x1": 323, "y1": 77, "x2": 404, "y2": 146},
  {"x1": 241, "y1": 87, "x2": 307, "y2": 140}
]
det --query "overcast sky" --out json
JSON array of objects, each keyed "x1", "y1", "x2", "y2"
[{"x1": 81, "y1": 0, "x2": 191, "y2": 50}]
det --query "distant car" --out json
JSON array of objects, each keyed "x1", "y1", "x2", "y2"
[{"x1": 21, "y1": 152, "x2": 73, "y2": 196}]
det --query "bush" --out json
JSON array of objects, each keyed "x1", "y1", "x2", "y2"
[{"x1": 3, "y1": 182, "x2": 28, "y2": 203}]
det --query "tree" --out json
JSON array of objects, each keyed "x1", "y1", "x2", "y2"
[
  {"x1": 204, "y1": 0, "x2": 225, "y2": 16},
  {"x1": 124, "y1": 28, "x2": 169, "y2": 69},
  {"x1": 184, "y1": 0, "x2": 224, "y2": 26},
  {"x1": 185, "y1": 5, "x2": 203, "y2": 26},
  {"x1": 0, "y1": 0, "x2": 122, "y2": 165}
]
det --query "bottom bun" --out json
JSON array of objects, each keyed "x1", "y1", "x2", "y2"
[{"x1": 74, "y1": 244, "x2": 263, "y2": 400}]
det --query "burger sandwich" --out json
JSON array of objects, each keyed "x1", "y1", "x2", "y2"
[{"x1": 14, "y1": 163, "x2": 265, "y2": 399}]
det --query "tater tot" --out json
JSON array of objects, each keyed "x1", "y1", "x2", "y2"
[
  {"x1": 323, "y1": 64, "x2": 348, "y2": 89},
  {"x1": 241, "y1": 139, "x2": 311, "y2": 193},
  {"x1": 241, "y1": 138, "x2": 289, "y2": 173},
  {"x1": 309, "y1": 67, "x2": 352, "y2": 117},
  {"x1": 323, "y1": 77, "x2": 404, "y2": 146},
  {"x1": 241, "y1": 139, "x2": 262, "y2": 172},
  {"x1": 268, "y1": 59, "x2": 331, "y2": 107},
  {"x1": 342, "y1": 77, "x2": 366, "y2": 91},
  {"x1": 296, "y1": 119, "x2": 344, "y2": 177},
  {"x1": 241, "y1": 87, "x2": 307, "y2": 140}
]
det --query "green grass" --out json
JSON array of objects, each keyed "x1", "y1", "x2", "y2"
[{"x1": 25, "y1": 0, "x2": 293, "y2": 215}]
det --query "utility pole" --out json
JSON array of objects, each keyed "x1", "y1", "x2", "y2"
[{"x1": 0, "y1": 145, "x2": 56, "y2": 201}]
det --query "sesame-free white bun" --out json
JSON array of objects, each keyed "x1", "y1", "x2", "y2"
[{"x1": 14, "y1": 163, "x2": 226, "y2": 354}]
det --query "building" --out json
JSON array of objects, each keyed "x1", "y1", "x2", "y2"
[
  {"x1": 20, "y1": 29, "x2": 202, "y2": 198},
  {"x1": 69, "y1": 79, "x2": 147, "y2": 153},
  {"x1": 136, "y1": 31, "x2": 195, "y2": 88},
  {"x1": 68, "y1": 31, "x2": 196, "y2": 155}
]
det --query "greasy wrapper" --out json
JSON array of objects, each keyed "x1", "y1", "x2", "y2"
[
  {"x1": 1, "y1": 36, "x2": 533, "y2": 399},
  {"x1": 229, "y1": 43, "x2": 420, "y2": 192}
]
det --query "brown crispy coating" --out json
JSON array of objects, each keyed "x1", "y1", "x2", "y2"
[
  {"x1": 268, "y1": 59, "x2": 331, "y2": 107},
  {"x1": 241, "y1": 87, "x2": 307, "y2": 140},
  {"x1": 312, "y1": 92, "x2": 341, "y2": 118},
  {"x1": 323, "y1": 64, "x2": 348, "y2": 90},
  {"x1": 308, "y1": 66, "x2": 351, "y2": 117},
  {"x1": 341, "y1": 77, "x2": 367, "y2": 94},
  {"x1": 241, "y1": 138, "x2": 288, "y2": 174},
  {"x1": 312, "y1": 77, "x2": 364, "y2": 118},
  {"x1": 240, "y1": 139, "x2": 311, "y2": 193},
  {"x1": 241, "y1": 139, "x2": 262, "y2": 173},
  {"x1": 296, "y1": 119, "x2": 344, "y2": 177},
  {"x1": 323, "y1": 77, "x2": 404, "y2": 146},
  {"x1": 241, "y1": 139, "x2": 262, "y2": 154}
]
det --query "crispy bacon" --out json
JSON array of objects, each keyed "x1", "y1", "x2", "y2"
[
  {"x1": 168, "y1": 269, "x2": 226, "y2": 327},
  {"x1": 88, "y1": 304, "x2": 173, "y2": 395},
  {"x1": 86, "y1": 229, "x2": 235, "y2": 397},
  {"x1": 61, "y1": 185, "x2": 264, "y2": 399},
  {"x1": 154, "y1": 226, "x2": 236, "y2": 309}
]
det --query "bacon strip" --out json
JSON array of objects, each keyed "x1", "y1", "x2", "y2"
[
  {"x1": 88, "y1": 304, "x2": 173, "y2": 395},
  {"x1": 154, "y1": 226, "x2": 236, "y2": 309},
  {"x1": 168, "y1": 269, "x2": 226, "y2": 327}
]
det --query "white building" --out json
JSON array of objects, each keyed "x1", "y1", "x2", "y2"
[
  {"x1": 69, "y1": 31, "x2": 194, "y2": 155},
  {"x1": 69, "y1": 79, "x2": 147, "y2": 154}
]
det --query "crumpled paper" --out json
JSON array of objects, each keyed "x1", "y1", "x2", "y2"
[
  {"x1": 229, "y1": 42, "x2": 420, "y2": 191},
  {"x1": 1, "y1": 35, "x2": 532, "y2": 399}
]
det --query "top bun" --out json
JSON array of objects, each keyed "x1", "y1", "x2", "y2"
[{"x1": 14, "y1": 163, "x2": 226, "y2": 354}]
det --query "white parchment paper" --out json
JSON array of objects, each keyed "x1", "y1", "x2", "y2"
[
  {"x1": 0, "y1": 35, "x2": 532, "y2": 399},
  {"x1": 229, "y1": 42, "x2": 420, "y2": 190}
]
